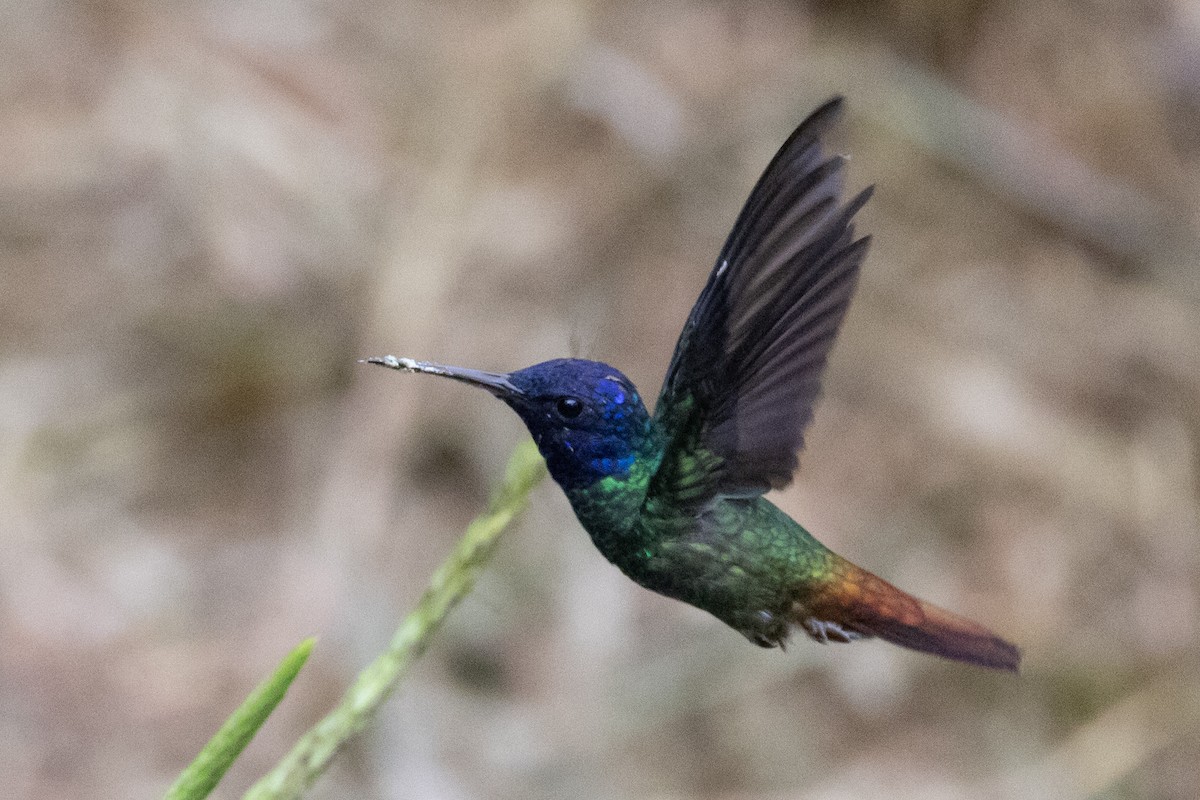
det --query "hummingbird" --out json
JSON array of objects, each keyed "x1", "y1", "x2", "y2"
[{"x1": 367, "y1": 97, "x2": 1020, "y2": 671}]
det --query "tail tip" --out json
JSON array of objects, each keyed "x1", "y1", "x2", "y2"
[{"x1": 896, "y1": 600, "x2": 1022, "y2": 672}]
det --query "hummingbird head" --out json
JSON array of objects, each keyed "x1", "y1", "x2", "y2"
[
  {"x1": 504, "y1": 359, "x2": 655, "y2": 489},
  {"x1": 364, "y1": 356, "x2": 656, "y2": 491}
]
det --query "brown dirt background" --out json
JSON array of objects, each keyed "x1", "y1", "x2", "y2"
[{"x1": 3, "y1": 1, "x2": 1199, "y2": 798}]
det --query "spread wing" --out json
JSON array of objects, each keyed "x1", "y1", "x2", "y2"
[{"x1": 649, "y1": 97, "x2": 871, "y2": 508}]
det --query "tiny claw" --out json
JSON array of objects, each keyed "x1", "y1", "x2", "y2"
[{"x1": 802, "y1": 618, "x2": 862, "y2": 644}]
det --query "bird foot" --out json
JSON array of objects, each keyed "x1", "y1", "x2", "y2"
[
  {"x1": 802, "y1": 618, "x2": 862, "y2": 644},
  {"x1": 742, "y1": 610, "x2": 790, "y2": 649}
]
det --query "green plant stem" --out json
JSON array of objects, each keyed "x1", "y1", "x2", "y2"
[
  {"x1": 243, "y1": 440, "x2": 547, "y2": 800},
  {"x1": 166, "y1": 638, "x2": 315, "y2": 800}
]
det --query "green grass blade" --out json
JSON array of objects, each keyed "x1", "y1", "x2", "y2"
[
  {"x1": 165, "y1": 637, "x2": 316, "y2": 800},
  {"x1": 243, "y1": 439, "x2": 547, "y2": 800}
]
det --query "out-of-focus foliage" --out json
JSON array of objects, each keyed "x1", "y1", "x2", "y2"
[
  {"x1": 168, "y1": 638, "x2": 314, "y2": 800},
  {"x1": 1, "y1": 1, "x2": 1197, "y2": 798},
  {"x1": 244, "y1": 441, "x2": 544, "y2": 800}
]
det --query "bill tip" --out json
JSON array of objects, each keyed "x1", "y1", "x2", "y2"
[{"x1": 360, "y1": 355, "x2": 410, "y2": 370}]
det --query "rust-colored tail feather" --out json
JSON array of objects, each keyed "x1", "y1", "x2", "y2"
[
  {"x1": 803, "y1": 561, "x2": 1021, "y2": 671},
  {"x1": 856, "y1": 595, "x2": 1020, "y2": 671}
]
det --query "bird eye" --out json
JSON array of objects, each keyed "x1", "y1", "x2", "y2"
[{"x1": 555, "y1": 397, "x2": 584, "y2": 419}]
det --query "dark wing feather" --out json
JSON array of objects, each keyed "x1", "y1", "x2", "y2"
[{"x1": 651, "y1": 97, "x2": 871, "y2": 505}]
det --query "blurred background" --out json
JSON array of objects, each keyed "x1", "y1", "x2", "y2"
[{"x1": 3, "y1": 0, "x2": 1199, "y2": 798}]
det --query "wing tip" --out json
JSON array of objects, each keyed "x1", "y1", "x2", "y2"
[
  {"x1": 849, "y1": 183, "x2": 875, "y2": 210},
  {"x1": 786, "y1": 96, "x2": 846, "y2": 151},
  {"x1": 809, "y1": 95, "x2": 846, "y2": 126}
]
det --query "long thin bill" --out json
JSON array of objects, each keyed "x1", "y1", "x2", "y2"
[{"x1": 361, "y1": 355, "x2": 520, "y2": 397}]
